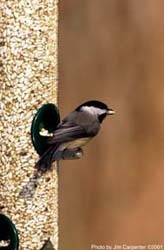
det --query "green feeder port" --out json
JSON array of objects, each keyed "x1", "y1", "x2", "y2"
[
  {"x1": 31, "y1": 103, "x2": 60, "y2": 156},
  {"x1": 0, "y1": 214, "x2": 19, "y2": 250}
]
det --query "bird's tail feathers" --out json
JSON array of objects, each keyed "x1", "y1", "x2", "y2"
[
  {"x1": 19, "y1": 171, "x2": 41, "y2": 199},
  {"x1": 35, "y1": 145, "x2": 59, "y2": 174}
]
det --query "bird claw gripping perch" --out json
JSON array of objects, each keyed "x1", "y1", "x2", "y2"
[{"x1": 52, "y1": 147, "x2": 83, "y2": 161}]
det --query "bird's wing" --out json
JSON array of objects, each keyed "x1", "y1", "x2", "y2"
[{"x1": 47, "y1": 124, "x2": 87, "y2": 144}]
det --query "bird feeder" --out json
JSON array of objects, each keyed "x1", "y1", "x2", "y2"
[{"x1": 0, "y1": 0, "x2": 59, "y2": 249}]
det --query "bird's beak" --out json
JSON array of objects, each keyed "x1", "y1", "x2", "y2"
[{"x1": 107, "y1": 109, "x2": 115, "y2": 115}]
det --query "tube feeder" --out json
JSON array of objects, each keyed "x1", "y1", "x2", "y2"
[{"x1": 0, "y1": 0, "x2": 59, "y2": 249}]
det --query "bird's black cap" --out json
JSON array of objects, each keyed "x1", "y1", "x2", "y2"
[{"x1": 76, "y1": 100, "x2": 109, "y2": 111}]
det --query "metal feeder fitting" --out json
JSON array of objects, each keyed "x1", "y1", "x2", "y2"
[
  {"x1": 31, "y1": 103, "x2": 60, "y2": 156},
  {"x1": 0, "y1": 214, "x2": 19, "y2": 250}
]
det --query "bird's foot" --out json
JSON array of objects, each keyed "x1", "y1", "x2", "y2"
[{"x1": 62, "y1": 148, "x2": 83, "y2": 160}]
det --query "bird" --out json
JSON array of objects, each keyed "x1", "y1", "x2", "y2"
[
  {"x1": 35, "y1": 100, "x2": 115, "y2": 174},
  {"x1": 19, "y1": 100, "x2": 115, "y2": 198}
]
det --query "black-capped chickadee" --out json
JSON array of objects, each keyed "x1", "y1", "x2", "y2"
[
  {"x1": 35, "y1": 100, "x2": 115, "y2": 173},
  {"x1": 20, "y1": 100, "x2": 115, "y2": 198}
]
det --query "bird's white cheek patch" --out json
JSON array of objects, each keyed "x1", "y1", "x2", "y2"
[{"x1": 82, "y1": 106, "x2": 106, "y2": 116}]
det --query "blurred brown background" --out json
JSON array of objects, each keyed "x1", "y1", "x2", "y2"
[{"x1": 59, "y1": 1, "x2": 164, "y2": 249}]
